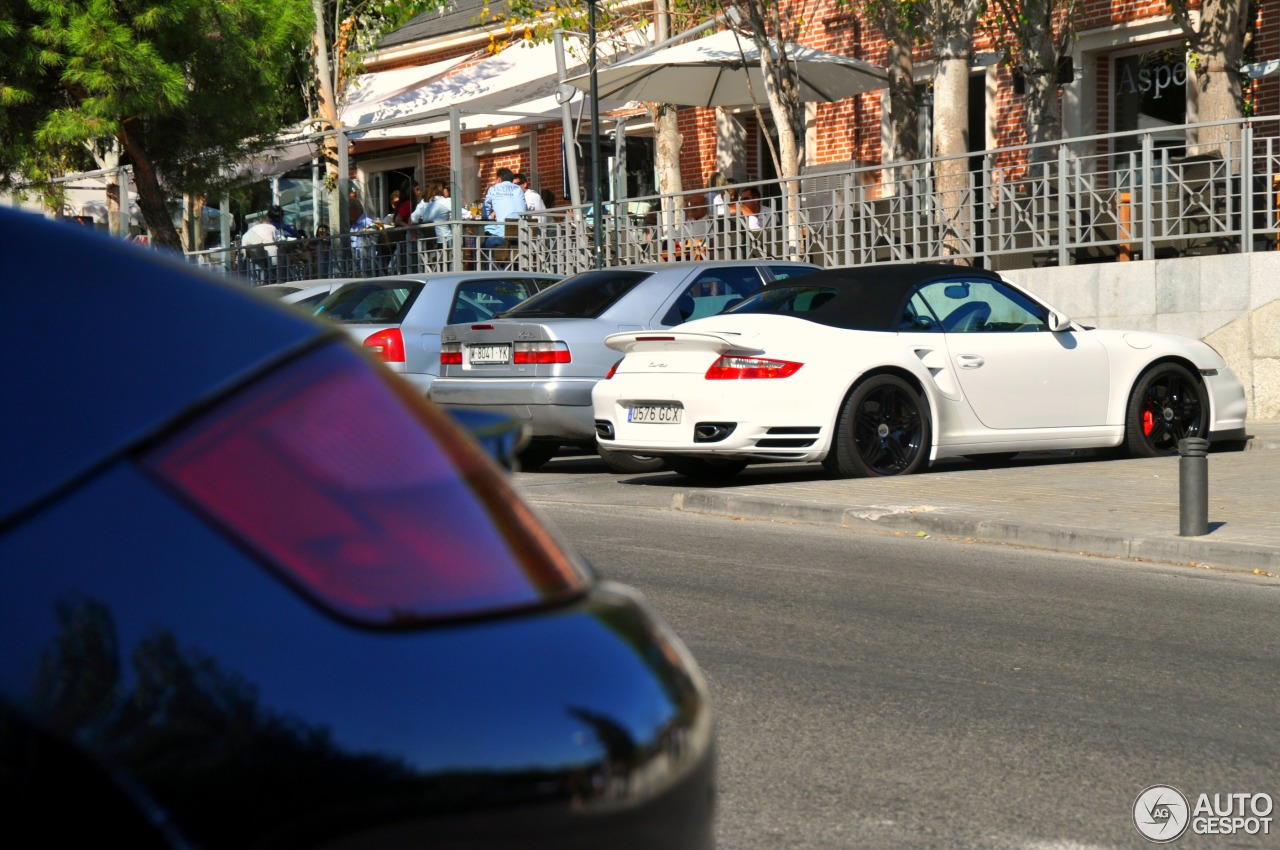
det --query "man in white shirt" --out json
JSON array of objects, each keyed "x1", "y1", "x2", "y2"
[
  {"x1": 480, "y1": 168, "x2": 528, "y2": 249},
  {"x1": 515, "y1": 173, "x2": 547, "y2": 222},
  {"x1": 241, "y1": 205, "x2": 284, "y2": 261},
  {"x1": 240, "y1": 205, "x2": 289, "y2": 281}
]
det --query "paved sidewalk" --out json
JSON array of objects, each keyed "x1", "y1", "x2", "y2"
[{"x1": 674, "y1": 421, "x2": 1280, "y2": 575}]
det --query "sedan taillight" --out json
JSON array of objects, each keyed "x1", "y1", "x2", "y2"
[
  {"x1": 513, "y1": 341, "x2": 571, "y2": 364},
  {"x1": 141, "y1": 342, "x2": 590, "y2": 625},
  {"x1": 440, "y1": 342, "x2": 462, "y2": 365},
  {"x1": 363, "y1": 328, "x2": 405, "y2": 363},
  {"x1": 705, "y1": 355, "x2": 803, "y2": 380}
]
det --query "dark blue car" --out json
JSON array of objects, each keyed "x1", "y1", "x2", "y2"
[{"x1": 0, "y1": 208, "x2": 714, "y2": 849}]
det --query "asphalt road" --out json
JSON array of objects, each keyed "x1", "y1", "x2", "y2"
[{"x1": 517, "y1": 462, "x2": 1280, "y2": 849}]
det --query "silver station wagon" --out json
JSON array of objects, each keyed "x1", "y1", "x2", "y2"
[{"x1": 429, "y1": 260, "x2": 818, "y2": 472}]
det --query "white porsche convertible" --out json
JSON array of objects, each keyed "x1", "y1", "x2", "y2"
[{"x1": 591, "y1": 264, "x2": 1248, "y2": 479}]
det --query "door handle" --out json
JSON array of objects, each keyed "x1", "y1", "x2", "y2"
[{"x1": 957, "y1": 354, "x2": 985, "y2": 369}]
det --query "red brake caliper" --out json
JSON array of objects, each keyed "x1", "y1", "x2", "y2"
[{"x1": 1142, "y1": 409, "x2": 1155, "y2": 436}]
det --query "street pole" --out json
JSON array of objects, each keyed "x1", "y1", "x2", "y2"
[{"x1": 587, "y1": 0, "x2": 603, "y2": 268}]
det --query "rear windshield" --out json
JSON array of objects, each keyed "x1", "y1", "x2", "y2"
[
  {"x1": 315, "y1": 280, "x2": 423, "y2": 323},
  {"x1": 726, "y1": 284, "x2": 841, "y2": 315},
  {"x1": 447, "y1": 278, "x2": 554, "y2": 323},
  {"x1": 502, "y1": 270, "x2": 651, "y2": 319}
]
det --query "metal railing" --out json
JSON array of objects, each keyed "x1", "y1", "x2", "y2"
[{"x1": 188, "y1": 116, "x2": 1280, "y2": 282}]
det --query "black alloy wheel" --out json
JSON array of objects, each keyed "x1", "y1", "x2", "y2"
[
  {"x1": 824, "y1": 374, "x2": 931, "y2": 478},
  {"x1": 1124, "y1": 363, "x2": 1208, "y2": 457}
]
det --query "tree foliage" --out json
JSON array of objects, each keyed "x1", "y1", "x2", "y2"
[{"x1": 1, "y1": 0, "x2": 313, "y2": 250}]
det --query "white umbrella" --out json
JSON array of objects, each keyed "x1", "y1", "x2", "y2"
[{"x1": 565, "y1": 29, "x2": 888, "y2": 107}]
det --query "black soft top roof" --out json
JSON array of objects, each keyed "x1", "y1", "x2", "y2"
[{"x1": 768, "y1": 263, "x2": 1004, "y2": 331}]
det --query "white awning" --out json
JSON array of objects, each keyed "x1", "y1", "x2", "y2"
[
  {"x1": 342, "y1": 55, "x2": 468, "y2": 127},
  {"x1": 234, "y1": 134, "x2": 321, "y2": 182},
  {"x1": 344, "y1": 41, "x2": 567, "y2": 140},
  {"x1": 343, "y1": 31, "x2": 650, "y2": 141}
]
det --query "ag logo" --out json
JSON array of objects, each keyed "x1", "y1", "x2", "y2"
[{"x1": 1134, "y1": 785, "x2": 1190, "y2": 843}]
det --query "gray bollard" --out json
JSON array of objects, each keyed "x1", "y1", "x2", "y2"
[{"x1": 1178, "y1": 437, "x2": 1211, "y2": 537}]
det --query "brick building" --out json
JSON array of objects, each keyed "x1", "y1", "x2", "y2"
[{"x1": 340, "y1": 0, "x2": 1278, "y2": 218}]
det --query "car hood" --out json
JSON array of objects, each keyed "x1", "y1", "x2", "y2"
[{"x1": 1, "y1": 209, "x2": 328, "y2": 523}]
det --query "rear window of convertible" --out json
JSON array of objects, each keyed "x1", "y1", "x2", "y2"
[{"x1": 501, "y1": 270, "x2": 652, "y2": 319}]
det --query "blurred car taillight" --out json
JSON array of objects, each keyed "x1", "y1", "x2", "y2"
[
  {"x1": 440, "y1": 342, "x2": 462, "y2": 365},
  {"x1": 363, "y1": 328, "x2": 405, "y2": 362},
  {"x1": 141, "y1": 342, "x2": 590, "y2": 625}
]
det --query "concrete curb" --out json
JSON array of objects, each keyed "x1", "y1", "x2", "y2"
[{"x1": 673, "y1": 490, "x2": 1280, "y2": 575}]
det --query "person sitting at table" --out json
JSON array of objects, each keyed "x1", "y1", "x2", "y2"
[
  {"x1": 664, "y1": 198, "x2": 711, "y2": 261},
  {"x1": 480, "y1": 167, "x2": 528, "y2": 248},
  {"x1": 706, "y1": 172, "x2": 733, "y2": 216},
  {"x1": 515, "y1": 173, "x2": 547, "y2": 222},
  {"x1": 241, "y1": 205, "x2": 293, "y2": 282},
  {"x1": 733, "y1": 186, "x2": 763, "y2": 231}
]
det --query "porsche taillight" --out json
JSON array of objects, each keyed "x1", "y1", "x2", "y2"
[
  {"x1": 141, "y1": 342, "x2": 589, "y2": 625},
  {"x1": 705, "y1": 355, "x2": 803, "y2": 380}
]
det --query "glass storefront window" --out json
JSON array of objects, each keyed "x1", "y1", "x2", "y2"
[{"x1": 1112, "y1": 47, "x2": 1188, "y2": 181}]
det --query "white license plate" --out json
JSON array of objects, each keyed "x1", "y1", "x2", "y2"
[
  {"x1": 628, "y1": 403, "x2": 683, "y2": 424},
  {"x1": 468, "y1": 344, "x2": 511, "y2": 364}
]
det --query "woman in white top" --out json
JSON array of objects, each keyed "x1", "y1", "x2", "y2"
[{"x1": 411, "y1": 180, "x2": 454, "y2": 246}]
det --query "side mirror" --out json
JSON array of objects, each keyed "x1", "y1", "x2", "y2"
[{"x1": 1047, "y1": 310, "x2": 1072, "y2": 332}]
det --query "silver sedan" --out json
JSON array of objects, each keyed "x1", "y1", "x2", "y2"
[
  {"x1": 429, "y1": 260, "x2": 818, "y2": 472},
  {"x1": 314, "y1": 272, "x2": 561, "y2": 396}
]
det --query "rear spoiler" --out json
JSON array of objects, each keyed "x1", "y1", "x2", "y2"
[{"x1": 603, "y1": 330, "x2": 763, "y2": 356}]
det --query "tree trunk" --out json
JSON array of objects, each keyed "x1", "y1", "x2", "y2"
[
  {"x1": 739, "y1": 0, "x2": 805, "y2": 259},
  {"x1": 881, "y1": 12, "x2": 918, "y2": 188},
  {"x1": 312, "y1": 0, "x2": 344, "y2": 233},
  {"x1": 652, "y1": 103, "x2": 685, "y2": 234},
  {"x1": 929, "y1": 0, "x2": 982, "y2": 261},
  {"x1": 183, "y1": 193, "x2": 206, "y2": 253},
  {"x1": 118, "y1": 121, "x2": 182, "y2": 252},
  {"x1": 1187, "y1": 0, "x2": 1250, "y2": 154},
  {"x1": 651, "y1": 0, "x2": 684, "y2": 238}
]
